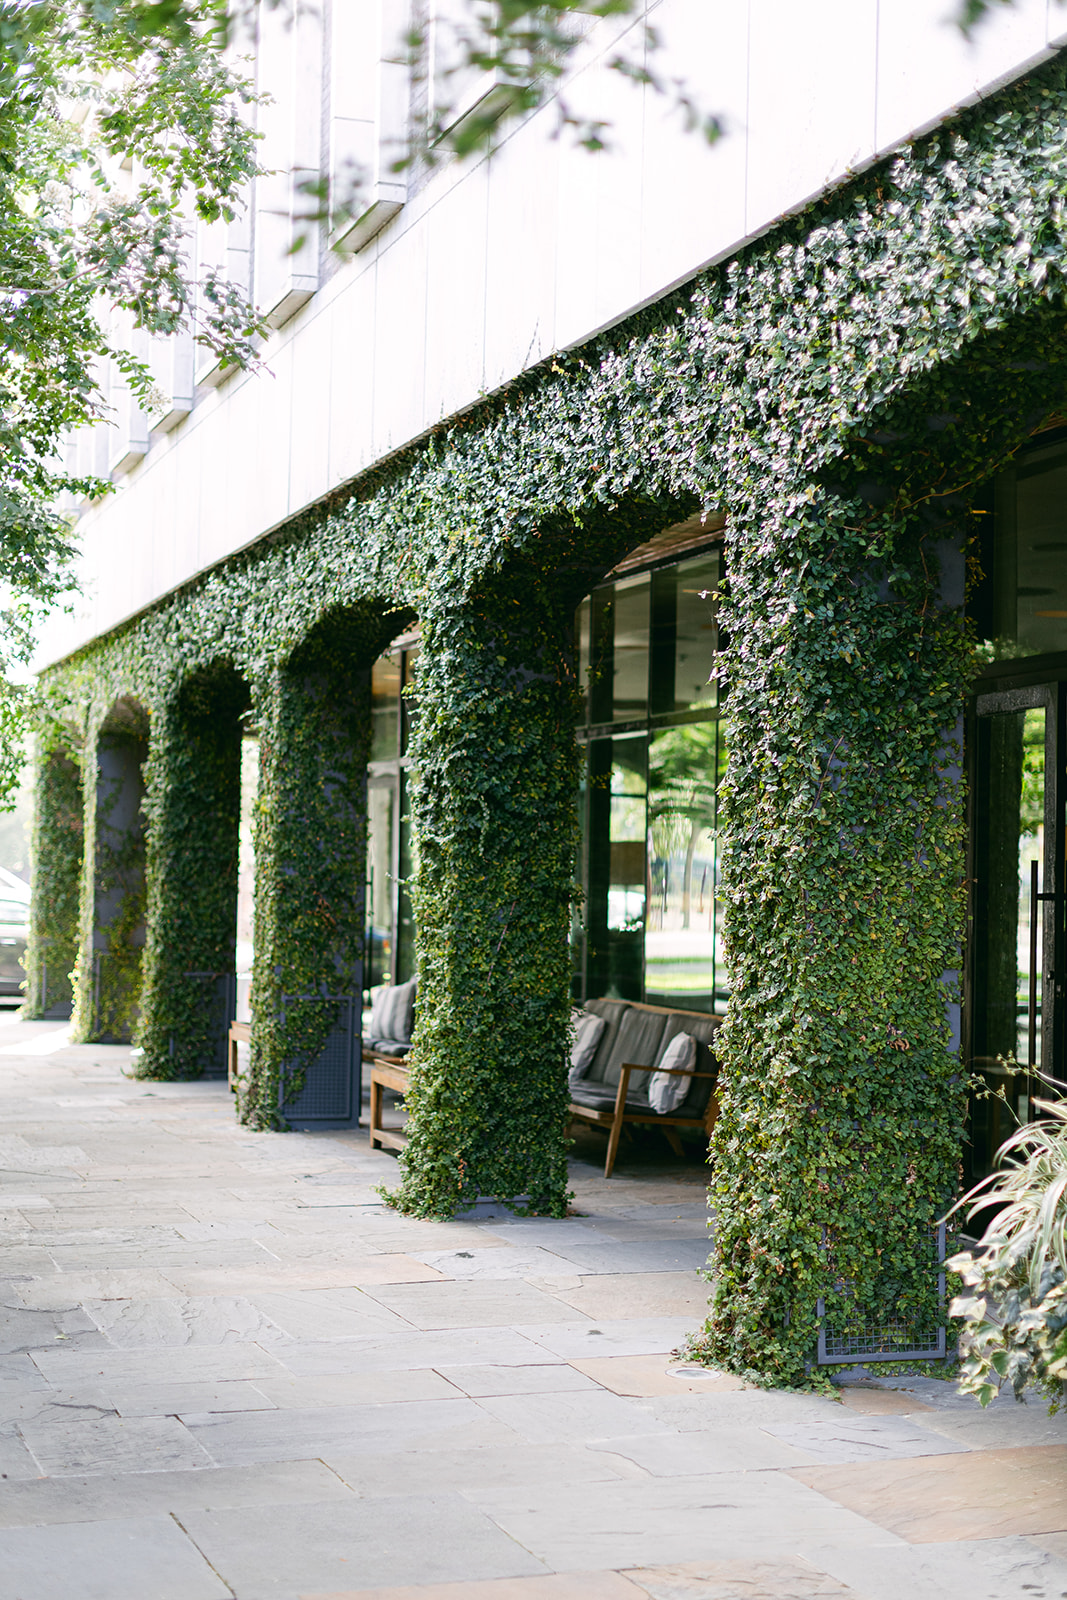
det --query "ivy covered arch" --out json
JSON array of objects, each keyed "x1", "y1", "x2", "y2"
[
  {"x1": 26, "y1": 718, "x2": 84, "y2": 1020},
  {"x1": 242, "y1": 602, "x2": 409, "y2": 1123},
  {"x1": 71, "y1": 695, "x2": 150, "y2": 1043},
  {"x1": 137, "y1": 661, "x2": 251, "y2": 1078},
  {"x1": 29, "y1": 53, "x2": 1067, "y2": 1379}
]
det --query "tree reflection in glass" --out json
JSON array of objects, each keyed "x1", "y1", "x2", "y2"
[{"x1": 646, "y1": 722, "x2": 720, "y2": 1012}]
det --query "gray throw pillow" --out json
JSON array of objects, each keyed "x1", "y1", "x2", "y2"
[
  {"x1": 648, "y1": 1032, "x2": 696, "y2": 1114},
  {"x1": 368, "y1": 978, "x2": 417, "y2": 1044},
  {"x1": 568, "y1": 1012, "x2": 606, "y2": 1087},
  {"x1": 368, "y1": 986, "x2": 393, "y2": 1040}
]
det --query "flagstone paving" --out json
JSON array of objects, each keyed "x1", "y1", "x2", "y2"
[{"x1": 0, "y1": 1015, "x2": 1065, "y2": 1599}]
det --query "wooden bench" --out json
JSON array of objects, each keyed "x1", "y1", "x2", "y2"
[
  {"x1": 568, "y1": 999, "x2": 723, "y2": 1178},
  {"x1": 367, "y1": 1052, "x2": 410, "y2": 1151},
  {"x1": 227, "y1": 1020, "x2": 251, "y2": 1092}
]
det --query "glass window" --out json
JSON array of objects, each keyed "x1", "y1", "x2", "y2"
[
  {"x1": 371, "y1": 653, "x2": 401, "y2": 763},
  {"x1": 977, "y1": 437, "x2": 1067, "y2": 661},
  {"x1": 401, "y1": 646, "x2": 420, "y2": 755},
  {"x1": 1010, "y1": 453, "x2": 1067, "y2": 656},
  {"x1": 234, "y1": 736, "x2": 259, "y2": 1020},
  {"x1": 583, "y1": 735, "x2": 647, "y2": 1000},
  {"x1": 673, "y1": 553, "x2": 719, "y2": 714},
  {"x1": 365, "y1": 780, "x2": 396, "y2": 991},
  {"x1": 366, "y1": 639, "x2": 412, "y2": 1001},
  {"x1": 581, "y1": 575, "x2": 653, "y2": 727},
  {"x1": 970, "y1": 700, "x2": 1048, "y2": 1179},
  {"x1": 589, "y1": 590, "x2": 613, "y2": 724},
  {"x1": 973, "y1": 704, "x2": 1046, "y2": 1069},
  {"x1": 609, "y1": 738, "x2": 647, "y2": 933},
  {"x1": 577, "y1": 599, "x2": 591, "y2": 725},
  {"x1": 612, "y1": 575, "x2": 650, "y2": 722},
  {"x1": 574, "y1": 540, "x2": 725, "y2": 1011},
  {"x1": 650, "y1": 552, "x2": 719, "y2": 716},
  {"x1": 646, "y1": 723, "x2": 719, "y2": 1012},
  {"x1": 396, "y1": 770, "x2": 417, "y2": 983}
]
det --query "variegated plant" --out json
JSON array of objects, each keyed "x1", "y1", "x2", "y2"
[{"x1": 949, "y1": 1100, "x2": 1067, "y2": 1410}]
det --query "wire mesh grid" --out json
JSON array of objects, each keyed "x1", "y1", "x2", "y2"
[
  {"x1": 816, "y1": 1221, "x2": 947, "y2": 1365},
  {"x1": 278, "y1": 994, "x2": 358, "y2": 1121},
  {"x1": 176, "y1": 970, "x2": 236, "y2": 1076}
]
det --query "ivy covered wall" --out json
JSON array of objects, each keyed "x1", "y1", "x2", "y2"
[
  {"x1": 396, "y1": 579, "x2": 586, "y2": 1216},
  {"x1": 241, "y1": 609, "x2": 392, "y2": 1123},
  {"x1": 137, "y1": 665, "x2": 247, "y2": 1076},
  {"x1": 28, "y1": 54, "x2": 1067, "y2": 1376},
  {"x1": 25, "y1": 731, "x2": 83, "y2": 1019},
  {"x1": 71, "y1": 707, "x2": 148, "y2": 1043}
]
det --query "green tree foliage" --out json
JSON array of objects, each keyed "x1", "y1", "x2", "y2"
[
  {"x1": 649, "y1": 724, "x2": 718, "y2": 930},
  {"x1": 408, "y1": 0, "x2": 721, "y2": 161},
  {"x1": 0, "y1": 0, "x2": 264, "y2": 519},
  {"x1": 0, "y1": 0, "x2": 264, "y2": 779}
]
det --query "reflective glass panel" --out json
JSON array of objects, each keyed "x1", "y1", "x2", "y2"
[
  {"x1": 1011, "y1": 455, "x2": 1067, "y2": 655},
  {"x1": 365, "y1": 780, "x2": 396, "y2": 991},
  {"x1": 971, "y1": 704, "x2": 1046, "y2": 1176},
  {"x1": 978, "y1": 441, "x2": 1067, "y2": 660},
  {"x1": 649, "y1": 552, "x2": 721, "y2": 716},
  {"x1": 371, "y1": 654, "x2": 401, "y2": 763},
  {"x1": 612, "y1": 575, "x2": 650, "y2": 722},
  {"x1": 583, "y1": 735, "x2": 647, "y2": 999},
  {"x1": 609, "y1": 739, "x2": 647, "y2": 931},
  {"x1": 401, "y1": 647, "x2": 420, "y2": 755},
  {"x1": 396, "y1": 770, "x2": 417, "y2": 983},
  {"x1": 674, "y1": 553, "x2": 719, "y2": 713},
  {"x1": 234, "y1": 736, "x2": 258, "y2": 1021},
  {"x1": 576, "y1": 598, "x2": 591, "y2": 724},
  {"x1": 646, "y1": 723, "x2": 718, "y2": 1011}
]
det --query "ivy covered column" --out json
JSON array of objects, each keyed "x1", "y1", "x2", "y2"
[
  {"x1": 72, "y1": 707, "x2": 149, "y2": 1043},
  {"x1": 136, "y1": 667, "x2": 246, "y2": 1079},
  {"x1": 696, "y1": 474, "x2": 971, "y2": 1385},
  {"x1": 24, "y1": 733, "x2": 84, "y2": 1019},
  {"x1": 238, "y1": 622, "x2": 374, "y2": 1128},
  {"x1": 391, "y1": 585, "x2": 580, "y2": 1218}
]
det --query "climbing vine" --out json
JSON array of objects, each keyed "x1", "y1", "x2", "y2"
[
  {"x1": 28, "y1": 53, "x2": 1067, "y2": 1369},
  {"x1": 392, "y1": 581, "x2": 585, "y2": 1216},
  {"x1": 24, "y1": 729, "x2": 83, "y2": 1018},
  {"x1": 137, "y1": 666, "x2": 246, "y2": 1078},
  {"x1": 63, "y1": 716, "x2": 150, "y2": 1044}
]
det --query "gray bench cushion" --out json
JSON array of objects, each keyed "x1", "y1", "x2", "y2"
[
  {"x1": 569, "y1": 1083, "x2": 651, "y2": 1113},
  {"x1": 595, "y1": 1006, "x2": 668, "y2": 1094},
  {"x1": 366, "y1": 1037, "x2": 411, "y2": 1057}
]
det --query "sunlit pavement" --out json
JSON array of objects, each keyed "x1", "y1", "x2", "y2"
[{"x1": 0, "y1": 1015, "x2": 1064, "y2": 1600}]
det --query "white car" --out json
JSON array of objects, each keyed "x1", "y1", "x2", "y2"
[{"x1": 0, "y1": 867, "x2": 30, "y2": 1000}]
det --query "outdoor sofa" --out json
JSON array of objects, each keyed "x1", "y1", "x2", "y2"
[
  {"x1": 364, "y1": 978, "x2": 416, "y2": 1150},
  {"x1": 568, "y1": 999, "x2": 723, "y2": 1177},
  {"x1": 367, "y1": 988, "x2": 723, "y2": 1177}
]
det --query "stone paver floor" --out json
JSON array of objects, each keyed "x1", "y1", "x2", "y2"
[{"x1": 0, "y1": 1016, "x2": 1066, "y2": 1600}]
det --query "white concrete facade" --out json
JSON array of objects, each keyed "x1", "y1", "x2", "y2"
[{"x1": 42, "y1": 0, "x2": 1064, "y2": 667}]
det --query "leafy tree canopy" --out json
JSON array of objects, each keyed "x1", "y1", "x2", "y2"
[{"x1": 0, "y1": 0, "x2": 265, "y2": 793}]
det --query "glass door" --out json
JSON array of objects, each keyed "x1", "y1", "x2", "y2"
[
  {"x1": 365, "y1": 776, "x2": 398, "y2": 995},
  {"x1": 969, "y1": 682, "x2": 1065, "y2": 1178}
]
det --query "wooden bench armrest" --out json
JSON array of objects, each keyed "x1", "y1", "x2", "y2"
[{"x1": 621, "y1": 1061, "x2": 716, "y2": 1078}]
